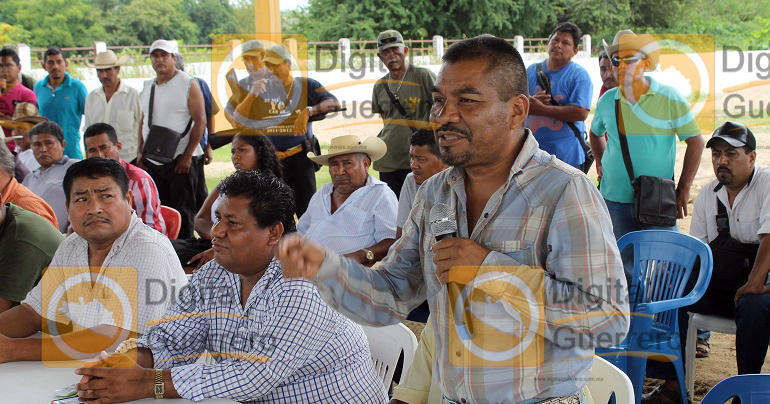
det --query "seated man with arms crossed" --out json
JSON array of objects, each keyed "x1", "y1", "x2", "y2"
[
  {"x1": 0, "y1": 158, "x2": 186, "y2": 362},
  {"x1": 299, "y1": 135, "x2": 398, "y2": 265},
  {"x1": 75, "y1": 171, "x2": 387, "y2": 403}
]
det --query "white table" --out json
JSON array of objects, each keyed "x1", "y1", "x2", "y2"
[{"x1": 0, "y1": 361, "x2": 235, "y2": 403}]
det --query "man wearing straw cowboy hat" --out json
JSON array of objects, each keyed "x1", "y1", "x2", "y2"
[
  {"x1": 299, "y1": 135, "x2": 398, "y2": 266},
  {"x1": 84, "y1": 50, "x2": 142, "y2": 163},
  {"x1": 0, "y1": 102, "x2": 46, "y2": 180}
]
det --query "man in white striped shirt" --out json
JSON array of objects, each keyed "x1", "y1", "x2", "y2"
[{"x1": 299, "y1": 135, "x2": 398, "y2": 266}]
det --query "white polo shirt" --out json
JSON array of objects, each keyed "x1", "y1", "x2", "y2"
[
  {"x1": 84, "y1": 80, "x2": 143, "y2": 162},
  {"x1": 690, "y1": 165, "x2": 770, "y2": 245}
]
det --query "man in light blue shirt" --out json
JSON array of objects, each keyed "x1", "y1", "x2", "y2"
[
  {"x1": 33, "y1": 46, "x2": 87, "y2": 160},
  {"x1": 588, "y1": 30, "x2": 704, "y2": 240},
  {"x1": 526, "y1": 22, "x2": 593, "y2": 169}
]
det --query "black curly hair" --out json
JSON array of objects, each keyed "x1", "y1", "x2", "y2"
[
  {"x1": 218, "y1": 170, "x2": 296, "y2": 233},
  {"x1": 232, "y1": 134, "x2": 283, "y2": 179}
]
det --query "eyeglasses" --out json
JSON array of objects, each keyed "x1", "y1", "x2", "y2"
[{"x1": 611, "y1": 55, "x2": 644, "y2": 67}]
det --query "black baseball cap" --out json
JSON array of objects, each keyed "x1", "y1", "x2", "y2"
[{"x1": 706, "y1": 121, "x2": 756, "y2": 151}]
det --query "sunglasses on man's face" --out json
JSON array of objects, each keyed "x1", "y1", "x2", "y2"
[{"x1": 611, "y1": 55, "x2": 644, "y2": 67}]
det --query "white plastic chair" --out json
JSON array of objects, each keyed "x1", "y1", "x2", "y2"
[
  {"x1": 588, "y1": 355, "x2": 635, "y2": 404},
  {"x1": 360, "y1": 323, "x2": 418, "y2": 387},
  {"x1": 685, "y1": 313, "x2": 737, "y2": 395}
]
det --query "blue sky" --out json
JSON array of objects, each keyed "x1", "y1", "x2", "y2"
[{"x1": 280, "y1": 0, "x2": 308, "y2": 10}]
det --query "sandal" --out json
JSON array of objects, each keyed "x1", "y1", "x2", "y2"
[
  {"x1": 696, "y1": 337, "x2": 711, "y2": 358},
  {"x1": 642, "y1": 385, "x2": 682, "y2": 404}
]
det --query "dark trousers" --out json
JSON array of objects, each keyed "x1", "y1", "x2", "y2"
[
  {"x1": 281, "y1": 150, "x2": 316, "y2": 218},
  {"x1": 171, "y1": 237, "x2": 212, "y2": 266},
  {"x1": 647, "y1": 285, "x2": 770, "y2": 380},
  {"x1": 144, "y1": 158, "x2": 199, "y2": 240},
  {"x1": 195, "y1": 156, "x2": 208, "y2": 213},
  {"x1": 379, "y1": 168, "x2": 411, "y2": 199}
]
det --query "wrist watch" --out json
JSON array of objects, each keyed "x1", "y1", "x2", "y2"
[
  {"x1": 362, "y1": 248, "x2": 375, "y2": 264},
  {"x1": 154, "y1": 369, "x2": 164, "y2": 399}
]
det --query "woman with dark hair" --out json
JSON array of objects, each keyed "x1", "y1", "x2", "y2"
[{"x1": 172, "y1": 134, "x2": 283, "y2": 270}]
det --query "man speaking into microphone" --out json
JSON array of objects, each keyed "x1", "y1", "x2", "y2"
[{"x1": 280, "y1": 36, "x2": 629, "y2": 404}]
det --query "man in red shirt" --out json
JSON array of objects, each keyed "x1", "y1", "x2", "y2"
[
  {"x1": 0, "y1": 48, "x2": 37, "y2": 150},
  {"x1": 83, "y1": 122, "x2": 166, "y2": 235}
]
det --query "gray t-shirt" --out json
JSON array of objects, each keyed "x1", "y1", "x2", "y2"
[{"x1": 396, "y1": 173, "x2": 418, "y2": 228}]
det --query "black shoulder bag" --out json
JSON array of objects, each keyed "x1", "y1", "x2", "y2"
[
  {"x1": 142, "y1": 81, "x2": 193, "y2": 164},
  {"x1": 535, "y1": 63, "x2": 594, "y2": 174},
  {"x1": 615, "y1": 99, "x2": 678, "y2": 227},
  {"x1": 705, "y1": 196, "x2": 760, "y2": 302}
]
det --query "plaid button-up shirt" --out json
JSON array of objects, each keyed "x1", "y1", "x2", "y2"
[
  {"x1": 313, "y1": 131, "x2": 630, "y2": 402},
  {"x1": 135, "y1": 258, "x2": 387, "y2": 403}
]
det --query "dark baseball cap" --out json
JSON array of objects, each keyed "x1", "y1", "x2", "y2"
[{"x1": 706, "y1": 121, "x2": 756, "y2": 151}]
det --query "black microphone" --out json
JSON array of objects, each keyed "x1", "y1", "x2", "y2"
[{"x1": 429, "y1": 204, "x2": 473, "y2": 339}]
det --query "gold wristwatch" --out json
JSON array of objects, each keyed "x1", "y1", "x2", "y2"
[
  {"x1": 362, "y1": 248, "x2": 375, "y2": 264},
  {"x1": 154, "y1": 369, "x2": 164, "y2": 399}
]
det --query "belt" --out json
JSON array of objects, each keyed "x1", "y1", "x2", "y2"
[
  {"x1": 442, "y1": 393, "x2": 582, "y2": 404},
  {"x1": 275, "y1": 143, "x2": 304, "y2": 160}
]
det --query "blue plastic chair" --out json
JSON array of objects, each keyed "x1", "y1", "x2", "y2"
[
  {"x1": 701, "y1": 374, "x2": 770, "y2": 403},
  {"x1": 597, "y1": 230, "x2": 713, "y2": 404}
]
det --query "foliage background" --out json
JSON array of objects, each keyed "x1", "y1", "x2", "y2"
[{"x1": 1, "y1": 0, "x2": 769, "y2": 50}]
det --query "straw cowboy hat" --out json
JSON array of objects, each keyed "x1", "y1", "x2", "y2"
[
  {"x1": 0, "y1": 102, "x2": 46, "y2": 138},
  {"x1": 602, "y1": 29, "x2": 660, "y2": 71},
  {"x1": 90, "y1": 50, "x2": 129, "y2": 69},
  {"x1": 307, "y1": 135, "x2": 387, "y2": 166}
]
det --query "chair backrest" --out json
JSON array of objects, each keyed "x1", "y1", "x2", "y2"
[
  {"x1": 701, "y1": 374, "x2": 770, "y2": 403},
  {"x1": 619, "y1": 230, "x2": 713, "y2": 328},
  {"x1": 361, "y1": 323, "x2": 418, "y2": 387},
  {"x1": 587, "y1": 356, "x2": 635, "y2": 404},
  {"x1": 160, "y1": 205, "x2": 181, "y2": 240}
]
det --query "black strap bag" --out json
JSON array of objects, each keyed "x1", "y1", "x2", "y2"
[
  {"x1": 535, "y1": 63, "x2": 594, "y2": 174},
  {"x1": 382, "y1": 76, "x2": 418, "y2": 135},
  {"x1": 705, "y1": 196, "x2": 759, "y2": 302},
  {"x1": 142, "y1": 82, "x2": 193, "y2": 164},
  {"x1": 615, "y1": 99, "x2": 678, "y2": 227}
]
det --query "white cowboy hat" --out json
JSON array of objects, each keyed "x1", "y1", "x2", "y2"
[
  {"x1": 602, "y1": 29, "x2": 660, "y2": 70},
  {"x1": 90, "y1": 50, "x2": 129, "y2": 69},
  {"x1": 307, "y1": 135, "x2": 387, "y2": 166}
]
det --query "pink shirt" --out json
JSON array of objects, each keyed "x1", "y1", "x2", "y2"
[
  {"x1": 0, "y1": 84, "x2": 37, "y2": 149},
  {"x1": 120, "y1": 159, "x2": 167, "y2": 235}
]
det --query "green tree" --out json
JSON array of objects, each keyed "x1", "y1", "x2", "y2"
[
  {"x1": 3, "y1": 0, "x2": 106, "y2": 47},
  {"x1": 184, "y1": 0, "x2": 239, "y2": 43},
  {"x1": 105, "y1": 0, "x2": 198, "y2": 46},
  {"x1": 298, "y1": 0, "x2": 556, "y2": 42},
  {"x1": 0, "y1": 23, "x2": 32, "y2": 44}
]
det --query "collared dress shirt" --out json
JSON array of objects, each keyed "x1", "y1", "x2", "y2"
[
  {"x1": 22, "y1": 214, "x2": 187, "y2": 334},
  {"x1": 310, "y1": 131, "x2": 630, "y2": 402},
  {"x1": 298, "y1": 175, "x2": 398, "y2": 254},
  {"x1": 119, "y1": 159, "x2": 166, "y2": 235},
  {"x1": 129, "y1": 258, "x2": 387, "y2": 403},
  {"x1": 84, "y1": 80, "x2": 143, "y2": 162},
  {"x1": 22, "y1": 156, "x2": 78, "y2": 232},
  {"x1": 691, "y1": 165, "x2": 770, "y2": 245}
]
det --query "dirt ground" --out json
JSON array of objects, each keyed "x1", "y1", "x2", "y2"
[{"x1": 209, "y1": 101, "x2": 770, "y2": 402}]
